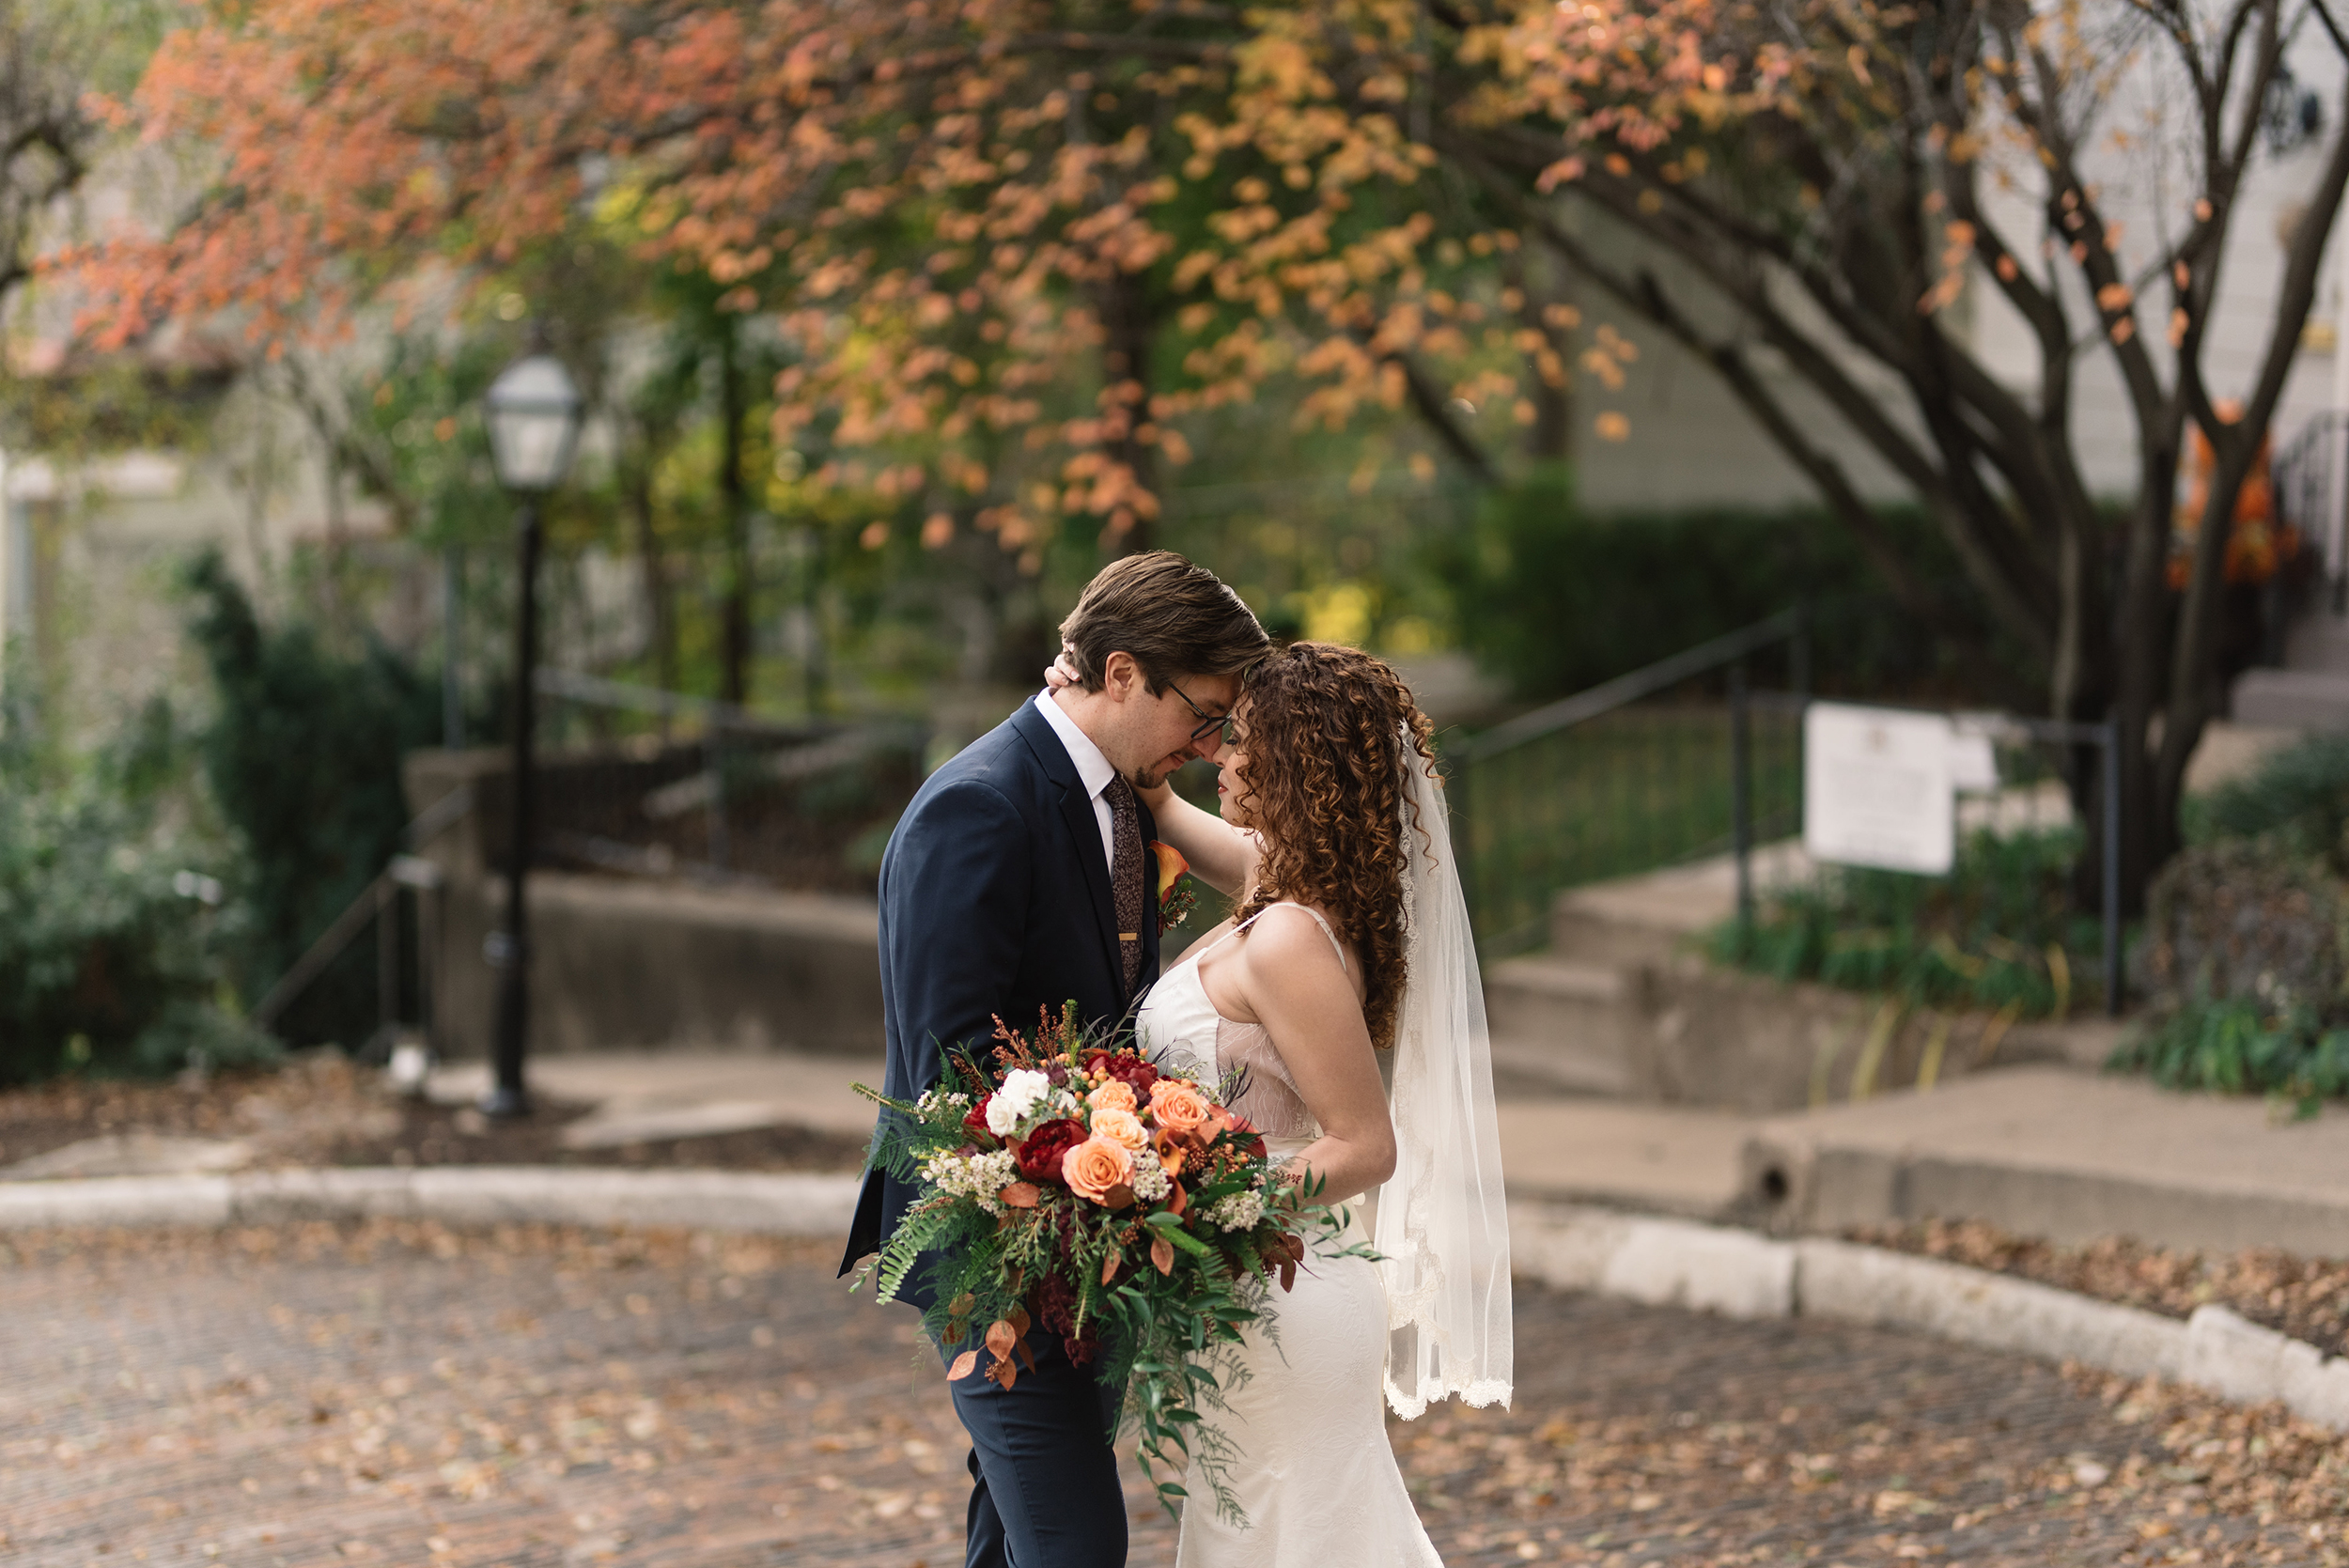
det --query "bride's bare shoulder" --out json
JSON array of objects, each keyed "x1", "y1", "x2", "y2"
[{"x1": 1237, "y1": 903, "x2": 1361, "y2": 996}]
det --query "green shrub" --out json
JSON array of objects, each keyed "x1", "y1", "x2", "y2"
[
  {"x1": 2102, "y1": 737, "x2": 2349, "y2": 1102},
  {"x1": 1710, "y1": 827, "x2": 2106, "y2": 1017},
  {"x1": 0, "y1": 697, "x2": 276, "y2": 1084},
  {"x1": 2138, "y1": 838, "x2": 2347, "y2": 1012},
  {"x1": 2186, "y1": 732, "x2": 2349, "y2": 871},
  {"x1": 1434, "y1": 466, "x2": 2030, "y2": 703},
  {"x1": 2109, "y1": 998, "x2": 2349, "y2": 1110},
  {"x1": 183, "y1": 551, "x2": 439, "y2": 1047}
]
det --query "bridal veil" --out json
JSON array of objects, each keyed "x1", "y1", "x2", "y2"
[{"x1": 1374, "y1": 742, "x2": 1513, "y2": 1419}]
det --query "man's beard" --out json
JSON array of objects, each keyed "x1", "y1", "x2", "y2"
[{"x1": 1130, "y1": 762, "x2": 1174, "y2": 791}]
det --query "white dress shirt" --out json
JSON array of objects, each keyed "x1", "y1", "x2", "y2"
[{"x1": 1034, "y1": 689, "x2": 1118, "y2": 872}]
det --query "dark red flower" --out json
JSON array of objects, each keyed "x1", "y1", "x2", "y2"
[
  {"x1": 1030, "y1": 1271, "x2": 1097, "y2": 1367},
  {"x1": 1032, "y1": 1270, "x2": 1078, "y2": 1335},
  {"x1": 1014, "y1": 1117, "x2": 1088, "y2": 1185},
  {"x1": 1085, "y1": 1049, "x2": 1161, "y2": 1097},
  {"x1": 962, "y1": 1094, "x2": 997, "y2": 1142}
]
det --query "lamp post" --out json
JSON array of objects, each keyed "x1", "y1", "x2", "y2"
[{"x1": 480, "y1": 347, "x2": 583, "y2": 1119}]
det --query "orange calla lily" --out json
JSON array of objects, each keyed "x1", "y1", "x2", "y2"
[{"x1": 1149, "y1": 840, "x2": 1188, "y2": 900}]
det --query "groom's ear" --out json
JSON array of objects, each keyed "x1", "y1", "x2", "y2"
[{"x1": 1098, "y1": 650, "x2": 1147, "y2": 700}]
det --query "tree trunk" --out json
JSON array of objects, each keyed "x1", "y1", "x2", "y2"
[
  {"x1": 624, "y1": 438, "x2": 677, "y2": 701},
  {"x1": 1503, "y1": 244, "x2": 1574, "y2": 463},
  {"x1": 1097, "y1": 266, "x2": 1158, "y2": 556},
  {"x1": 717, "y1": 318, "x2": 753, "y2": 706}
]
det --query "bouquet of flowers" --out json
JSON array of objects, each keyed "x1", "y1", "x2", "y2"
[{"x1": 856, "y1": 1003, "x2": 1362, "y2": 1522}]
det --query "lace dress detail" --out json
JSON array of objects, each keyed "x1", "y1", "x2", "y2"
[
  {"x1": 1215, "y1": 1018, "x2": 1317, "y2": 1141},
  {"x1": 1132, "y1": 905, "x2": 1443, "y2": 1567}
]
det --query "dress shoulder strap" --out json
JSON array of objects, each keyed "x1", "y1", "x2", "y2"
[{"x1": 1235, "y1": 901, "x2": 1349, "y2": 974}]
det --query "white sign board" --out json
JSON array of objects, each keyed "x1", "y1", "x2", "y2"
[
  {"x1": 1803, "y1": 703, "x2": 1955, "y2": 875},
  {"x1": 1947, "y1": 730, "x2": 2000, "y2": 794}
]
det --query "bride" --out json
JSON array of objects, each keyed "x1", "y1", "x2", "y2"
[{"x1": 1103, "y1": 640, "x2": 1513, "y2": 1564}]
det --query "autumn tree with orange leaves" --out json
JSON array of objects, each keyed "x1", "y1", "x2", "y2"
[
  {"x1": 71, "y1": 0, "x2": 1591, "y2": 578},
  {"x1": 1429, "y1": 0, "x2": 2349, "y2": 903},
  {"x1": 73, "y1": 0, "x2": 2343, "y2": 895}
]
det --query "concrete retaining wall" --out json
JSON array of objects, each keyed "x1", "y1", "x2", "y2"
[
  {"x1": 1486, "y1": 905, "x2": 2118, "y2": 1113},
  {"x1": 404, "y1": 751, "x2": 884, "y2": 1059}
]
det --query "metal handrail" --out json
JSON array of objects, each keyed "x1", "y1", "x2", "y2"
[
  {"x1": 2271, "y1": 410, "x2": 2347, "y2": 615},
  {"x1": 1456, "y1": 609, "x2": 1803, "y2": 765},
  {"x1": 251, "y1": 854, "x2": 443, "y2": 1033},
  {"x1": 533, "y1": 669, "x2": 927, "y2": 873},
  {"x1": 534, "y1": 666, "x2": 839, "y2": 734},
  {"x1": 249, "y1": 792, "x2": 466, "y2": 1036},
  {"x1": 1450, "y1": 609, "x2": 1809, "y2": 956}
]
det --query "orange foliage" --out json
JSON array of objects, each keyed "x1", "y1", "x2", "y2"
[
  {"x1": 2170, "y1": 427, "x2": 2295, "y2": 589},
  {"x1": 64, "y1": 1, "x2": 1756, "y2": 552}
]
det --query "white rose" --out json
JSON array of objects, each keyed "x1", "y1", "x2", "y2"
[
  {"x1": 986, "y1": 1095, "x2": 1020, "y2": 1138},
  {"x1": 993, "y1": 1068, "x2": 1051, "y2": 1126}
]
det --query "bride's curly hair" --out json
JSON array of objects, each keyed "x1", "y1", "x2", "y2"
[{"x1": 1230, "y1": 641, "x2": 1439, "y2": 1050}]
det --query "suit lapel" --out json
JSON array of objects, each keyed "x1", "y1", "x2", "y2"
[
  {"x1": 1011, "y1": 701, "x2": 1122, "y2": 994},
  {"x1": 1138, "y1": 794, "x2": 1163, "y2": 989},
  {"x1": 1059, "y1": 786, "x2": 1120, "y2": 986}
]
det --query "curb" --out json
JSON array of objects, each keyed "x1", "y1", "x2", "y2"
[
  {"x1": 1505, "y1": 1201, "x2": 2349, "y2": 1436},
  {"x1": 0, "y1": 1167, "x2": 861, "y2": 1236},
  {"x1": 4, "y1": 1169, "x2": 2341, "y2": 1436}
]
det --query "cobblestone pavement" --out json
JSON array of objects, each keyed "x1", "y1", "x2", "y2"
[{"x1": 1, "y1": 1222, "x2": 2341, "y2": 1568}]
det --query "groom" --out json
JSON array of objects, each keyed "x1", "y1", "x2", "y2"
[{"x1": 840, "y1": 550, "x2": 1268, "y2": 1568}]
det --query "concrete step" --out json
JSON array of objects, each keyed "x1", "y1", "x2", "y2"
[
  {"x1": 2284, "y1": 612, "x2": 2349, "y2": 673},
  {"x1": 426, "y1": 1050, "x2": 884, "y2": 1141},
  {"x1": 2183, "y1": 720, "x2": 2307, "y2": 793},
  {"x1": 2231, "y1": 667, "x2": 2349, "y2": 729},
  {"x1": 1738, "y1": 1063, "x2": 2349, "y2": 1255},
  {"x1": 1483, "y1": 954, "x2": 1636, "y2": 1096},
  {"x1": 1496, "y1": 1100, "x2": 1751, "y2": 1219},
  {"x1": 1548, "y1": 908, "x2": 1684, "y2": 969}
]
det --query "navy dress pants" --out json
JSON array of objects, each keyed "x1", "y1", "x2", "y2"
[{"x1": 944, "y1": 1328, "x2": 1126, "y2": 1568}]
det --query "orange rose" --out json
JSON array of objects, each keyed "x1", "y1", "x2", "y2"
[
  {"x1": 1089, "y1": 1106, "x2": 1147, "y2": 1152},
  {"x1": 1148, "y1": 1078, "x2": 1212, "y2": 1136},
  {"x1": 1062, "y1": 1137, "x2": 1135, "y2": 1203},
  {"x1": 1085, "y1": 1079, "x2": 1137, "y2": 1114}
]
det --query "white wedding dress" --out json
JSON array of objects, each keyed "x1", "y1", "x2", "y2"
[{"x1": 1135, "y1": 905, "x2": 1444, "y2": 1568}]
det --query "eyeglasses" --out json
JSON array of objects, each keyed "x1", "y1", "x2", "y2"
[{"x1": 1165, "y1": 678, "x2": 1238, "y2": 748}]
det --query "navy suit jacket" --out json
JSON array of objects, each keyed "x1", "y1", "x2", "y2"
[{"x1": 839, "y1": 697, "x2": 1160, "y2": 1280}]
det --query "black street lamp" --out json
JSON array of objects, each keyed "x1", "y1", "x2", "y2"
[{"x1": 480, "y1": 346, "x2": 583, "y2": 1119}]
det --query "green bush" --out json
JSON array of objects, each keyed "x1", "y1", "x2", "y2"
[
  {"x1": 2109, "y1": 998, "x2": 2349, "y2": 1111},
  {"x1": 2186, "y1": 732, "x2": 2349, "y2": 871},
  {"x1": 2137, "y1": 838, "x2": 2346, "y2": 1012},
  {"x1": 2113, "y1": 740, "x2": 2349, "y2": 1101},
  {"x1": 1710, "y1": 827, "x2": 2106, "y2": 1017},
  {"x1": 0, "y1": 695, "x2": 276, "y2": 1084},
  {"x1": 183, "y1": 551, "x2": 439, "y2": 1048},
  {"x1": 1434, "y1": 466, "x2": 2029, "y2": 702}
]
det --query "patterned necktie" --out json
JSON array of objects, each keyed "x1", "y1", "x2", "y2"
[{"x1": 1105, "y1": 773, "x2": 1144, "y2": 996}]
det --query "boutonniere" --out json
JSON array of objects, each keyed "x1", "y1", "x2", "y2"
[{"x1": 1150, "y1": 841, "x2": 1197, "y2": 935}]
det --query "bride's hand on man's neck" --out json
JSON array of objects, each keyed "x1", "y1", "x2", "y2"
[{"x1": 1136, "y1": 776, "x2": 1257, "y2": 898}]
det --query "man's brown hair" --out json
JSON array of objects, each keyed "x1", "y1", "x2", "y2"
[{"x1": 1058, "y1": 551, "x2": 1268, "y2": 691}]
